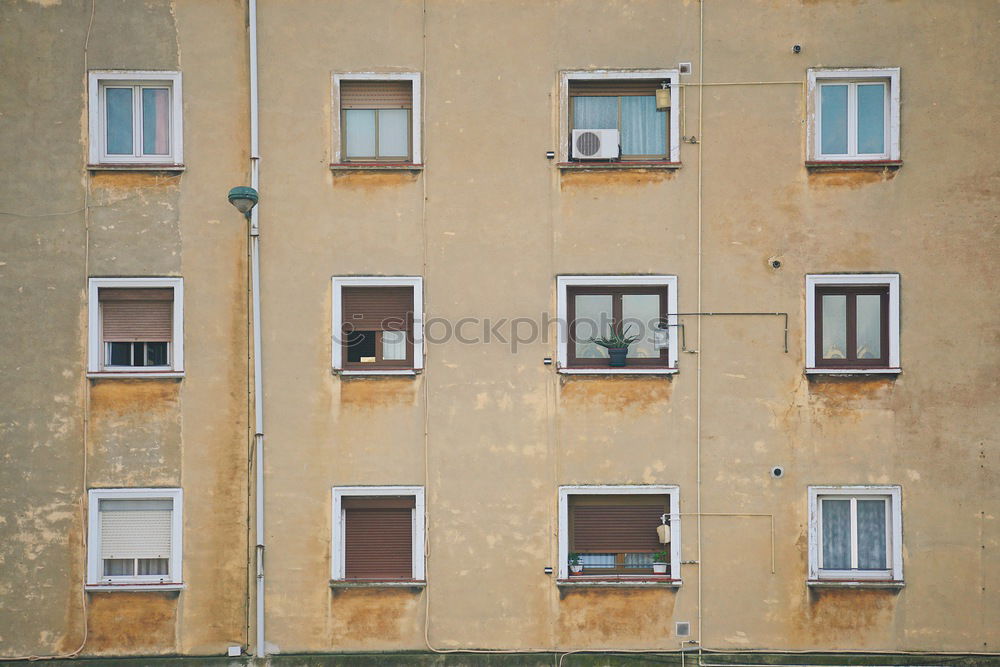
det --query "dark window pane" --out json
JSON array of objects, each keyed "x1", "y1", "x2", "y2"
[
  {"x1": 145, "y1": 342, "x2": 169, "y2": 366},
  {"x1": 346, "y1": 330, "x2": 377, "y2": 362},
  {"x1": 109, "y1": 342, "x2": 133, "y2": 366}
]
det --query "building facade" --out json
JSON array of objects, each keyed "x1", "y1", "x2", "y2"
[{"x1": 1, "y1": 0, "x2": 998, "y2": 664}]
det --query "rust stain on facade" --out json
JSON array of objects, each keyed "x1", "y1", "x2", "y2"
[
  {"x1": 557, "y1": 588, "x2": 675, "y2": 642},
  {"x1": 560, "y1": 169, "x2": 676, "y2": 188},
  {"x1": 807, "y1": 169, "x2": 896, "y2": 188},
  {"x1": 89, "y1": 379, "x2": 181, "y2": 416},
  {"x1": 808, "y1": 376, "x2": 895, "y2": 402},
  {"x1": 329, "y1": 588, "x2": 418, "y2": 644},
  {"x1": 331, "y1": 171, "x2": 419, "y2": 189},
  {"x1": 85, "y1": 592, "x2": 178, "y2": 654},
  {"x1": 560, "y1": 376, "x2": 671, "y2": 412},
  {"x1": 797, "y1": 588, "x2": 898, "y2": 642},
  {"x1": 340, "y1": 377, "x2": 418, "y2": 408},
  {"x1": 90, "y1": 172, "x2": 181, "y2": 189}
]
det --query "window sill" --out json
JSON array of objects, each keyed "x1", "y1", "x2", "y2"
[
  {"x1": 336, "y1": 369, "x2": 419, "y2": 377},
  {"x1": 88, "y1": 163, "x2": 186, "y2": 172},
  {"x1": 557, "y1": 161, "x2": 681, "y2": 171},
  {"x1": 807, "y1": 579, "x2": 904, "y2": 589},
  {"x1": 86, "y1": 583, "x2": 185, "y2": 592},
  {"x1": 88, "y1": 371, "x2": 184, "y2": 379},
  {"x1": 557, "y1": 577, "x2": 680, "y2": 588},
  {"x1": 805, "y1": 160, "x2": 902, "y2": 170},
  {"x1": 558, "y1": 367, "x2": 677, "y2": 376},
  {"x1": 805, "y1": 368, "x2": 900, "y2": 376},
  {"x1": 330, "y1": 579, "x2": 426, "y2": 589},
  {"x1": 330, "y1": 163, "x2": 424, "y2": 172}
]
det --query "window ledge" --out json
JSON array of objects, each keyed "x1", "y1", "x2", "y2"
[
  {"x1": 558, "y1": 367, "x2": 677, "y2": 376},
  {"x1": 336, "y1": 369, "x2": 419, "y2": 377},
  {"x1": 558, "y1": 161, "x2": 681, "y2": 171},
  {"x1": 330, "y1": 579, "x2": 426, "y2": 589},
  {"x1": 805, "y1": 368, "x2": 900, "y2": 376},
  {"x1": 807, "y1": 579, "x2": 904, "y2": 589},
  {"x1": 330, "y1": 163, "x2": 424, "y2": 172},
  {"x1": 86, "y1": 583, "x2": 185, "y2": 592},
  {"x1": 88, "y1": 371, "x2": 184, "y2": 379},
  {"x1": 557, "y1": 578, "x2": 681, "y2": 588},
  {"x1": 805, "y1": 160, "x2": 902, "y2": 170},
  {"x1": 88, "y1": 163, "x2": 186, "y2": 172}
]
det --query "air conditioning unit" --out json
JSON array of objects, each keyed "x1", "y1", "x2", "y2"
[{"x1": 571, "y1": 129, "x2": 620, "y2": 160}]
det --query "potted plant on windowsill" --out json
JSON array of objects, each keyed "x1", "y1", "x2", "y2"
[
  {"x1": 652, "y1": 551, "x2": 669, "y2": 575},
  {"x1": 569, "y1": 553, "x2": 584, "y2": 575},
  {"x1": 591, "y1": 324, "x2": 640, "y2": 368}
]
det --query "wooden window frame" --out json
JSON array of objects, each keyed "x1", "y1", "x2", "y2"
[
  {"x1": 332, "y1": 276, "x2": 423, "y2": 375},
  {"x1": 558, "y1": 69, "x2": 680, "y2": 163},
  {"x1": 331, "y1": 486, "x2": 425, "y2": 582},
  {"x1": 558, "y1": 485, "x2": 680, "y2": 582},
  {"x1": 332, "y1": 72, "x2": 422, "y2": 165},
  {"x1": 86, "y1": 487, "x2": 183, "y2": 591},
  {"x1": 88, "y1": 71, "x2": 183, "y2": 168},
  {"x1": 807, "y1": 68, "x2": 900, "y2": 163},
  {"x1": 808, "y1": 485, "x2": 902, "y2": 583},
  {"x1": 556, "y1": 275, "x2": 678, "y2": 374},
  {"x1": 566, "y1": 285, "x2": 670, "y2": 368},
  {"x1": 814, "y1": 285, "x2": 890, "y2": 368},
  {"x1": 88, "y1": 277, "x2": 184, "y2": 377},
  {"x1": 805, "y1": 274, "x2": 899, "y2": 374}
]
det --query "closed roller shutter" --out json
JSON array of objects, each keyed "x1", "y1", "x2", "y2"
[
  {"x1": 99, "y1": 288, "x2": 173, "y2": 342},
  {"x1": 341, "y1": 81, "x2": 412, "y2": 109},
  {"x1": 569, "y1": 80, "x2": 661, "y2": 97},
  {"x1": 99, "y1": 499, "x2": 173, "y2": 560},
  {"x1": 342, "y1": 286, "x2": 413, "y2": 331},
  {"x1": 344, "y1": 496, "x2": 414, "y2": 579},
  {"x1": 571, "y1": 502, "x2": 666, "y2": 553}
]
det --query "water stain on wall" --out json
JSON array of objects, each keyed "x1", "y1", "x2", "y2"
[
  {"x1": 90, "y1": 171, "x2": 182, "y2": 189},
  {"x1": 339, "y1": 377, "x2": 418, "y2": 408},
  {"x1": 86, "y1": 592, "x2": 178, "y2": 655},
  {"x1": 559, "y1": 376, "x2": 671, "y2": 412},
  {"x1": 807, "y1": 377, "x2": 895, "y2": 417},
  {"x1": 796, "y1": 588, "x2": 898, "y2": 643},
  {"x1": 560, "y1": 169, "x2": 676, "y2": 188},
  {"x1": 558, "y1": 588, "x2": 676, "y2": 642},
  {"x1": 807, "y1": 169, "x2": 897, "y2": 189},
  {"x1": 329, "y1": 588, "x2": 420, "y2": 644},
  {"x1": 90, "y1": 379, "x2": 181, "y2": 416},
  {"x1": 331, "y1": 171, "x2": 419, "y2": 189}
]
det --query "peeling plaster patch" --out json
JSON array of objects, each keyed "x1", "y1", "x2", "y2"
[
  {"x1": 559, "y1": 376, "x2": 671, "y2": 412},
  {"x1": 339, "y1": 377, "x2": 417, "y2": 408},
  {"x1": 329, "y1": 588, "x2": 420, "y2": 646},
  {"x1": 561, "y1": 169, "x2": 676, "y2": 189},
  {"x1": 797, "y1": 588, "x2": 898, "y2": 644},
  {"x1": 25, "y1": 0, "x2": 62, "y2": 6},
  {"x1": 725, "y1": 630, "x2": 751, "y2": 644},
  {"x1": 86, "y1": 592, "x2": 178, "y2": 655},
  {"x1": 557, "y1": 588, "x2": 676, "y2": 643},
  {"x1": 807, "y1": 169, "x2": 897, "y2": 188},
  {"x1": 331, "y1": 171, "x2": 418, "y2": 189},
  {"x1": 906, "y1": 469, "x2": 921, "y2": 481}
]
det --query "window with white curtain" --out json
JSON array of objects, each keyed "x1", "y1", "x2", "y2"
[{"x1": 808, "y1": 486, "x2": 903, "y2": 583}]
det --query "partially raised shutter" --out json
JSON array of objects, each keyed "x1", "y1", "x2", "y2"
[
  {"x1": 99, "y1": 288, "x2": 173, "y2": 342},
  {"x1": 341, "y1": 81, "x2": 412, "y2": 109},
  {"x1": 99, "y1": 499, "x2": 173, "y2": 560},
  {"x1": 571, "y1": 502, "x2": 665, "y2": 553},
  {"x1": 569, "y1": 79, "x2": 662, "y2": 97},
  {"x1": 342, "y1": 286, "x2": 413, "y2": 331},
  {"x1": 344, "y1": 497, "x2": 414, "y2": 579}
]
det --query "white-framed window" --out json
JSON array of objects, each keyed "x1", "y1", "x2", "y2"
[
  {"x1": 331, "y1": 486, "x2": 425, "y2": 582},
  {"x1": 558, "y1": 485, "x2": 681, "y2": 582},
  {"x1": 87, "y1": 277, "x2": 184, "y2": 376},
  {"x1": 807, "y1": 68, "x2": 900, "y2": 162},
  {"x1": 808, "y1": 486, "x2": 902, "y2": 583},
  {"x1": 805, "y1": 274, "x2": 899, "y2": 374},
  {"x1": 87, "y1": 488, "x2": 183, "y2": 590},
  {"x1": 332, "y1": 276, "x2": 423, "y2": 375},
  {"x1": 332, "y1": 73, "x2": 422, "y2": 164},
  {"x1": 88, "y1": 71, "x2": 183, "y2": 166},
  {"x1": 559, "y1": 69, "x2": 680, "y2": 163},
  {"x1": 556, "y1": 275, "x2": 678, "y2": 374}
]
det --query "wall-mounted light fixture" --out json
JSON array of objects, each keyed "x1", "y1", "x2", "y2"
[{"x1": 227, "y1": 186, "x2": 259, "y2": 219}]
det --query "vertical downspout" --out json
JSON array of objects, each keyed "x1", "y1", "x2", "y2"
[{"x1": 247, "y1": 0, "x2": 265, "y2": 659}]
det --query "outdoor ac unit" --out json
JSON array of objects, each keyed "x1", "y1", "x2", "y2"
[{"x1": 571, "y1": 129, "x2": 620, "y2": 159}]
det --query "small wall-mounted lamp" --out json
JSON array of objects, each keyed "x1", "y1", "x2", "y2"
[
  {"x1": 227, "y1": 186, "x2": 259, "y2": 219},
  {"x1": 656, "y1": 82, "x2": 671, "y2": 111}
]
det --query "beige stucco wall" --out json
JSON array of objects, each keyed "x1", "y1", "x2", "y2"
[{"x1": 1, "y1": 0, "x2": 997, "y2": 660}]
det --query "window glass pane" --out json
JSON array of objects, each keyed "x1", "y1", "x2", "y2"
[
  {"x1": 857, "y1": 499, "x2": 887, "y2": 569},
  {"x1": 344, "y1": 109, "x2": 376, "y2": 158},
  {"x1": 623, "y1": 553, "x2": 654, "y2": 567},
  {"x1": 821, "y1": 294, "x2": 847, "y2": 359},
  {"x1": 108, "y1": 342, "x2": 132, "y2": 366},
  {"x1": 620, "y1": 95, "x2": 666, "y2": 156},
  {"x1": 137, "y1": 557, "x2": 169, "y2": 576},
  {"x1": 820, "y1": 84, "x2": 848, "y2": 155},
  {"x1": 141, "y1": 88, "x2": 171, "y2": 155},
  {"x1": 103, "y1": 558, "x2": 134, "y2": 576},
  {"x1": 579, "y1": 553, "x2": 615, "y2": 569},
  {"x1": 105, "y1": 87, "x2": 134, "y2": 155},
  {"x1": 377, "y1": 109, "x2": 409, "y2": 158},
  {"x1": 382, "y1": 330, "x2": 407, "y2": 361},
  {"x1": 856, "y1": 83, "x2": 885, "y2": 154},
  {"x1": 573, "y1": 97, "x2": 617, "y2": 130},
  {"x1": 821, "y1": 499, "x2": 852, "y2": 569},
  {"x1": 856, "y1": 294, "x2": 882, "y2": 359},
  {"x1": 346, "y1": 330, "x2": 377, "y2": 362},
  {"x1": 574, "y1": 294, "x2": 612, "y2": 359},
  {"x1": 144, "y1": 342, "x2": 169, "y2": 366},
  {"x1": 622, "y1": 293, "x2": 660, "y2": 358}
]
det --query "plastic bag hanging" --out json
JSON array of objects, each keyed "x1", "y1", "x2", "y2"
[{"x1": 657, "y1": 513, "x2": 671, "y2": 544}]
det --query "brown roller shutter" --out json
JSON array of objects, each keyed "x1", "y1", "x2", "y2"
[
  {"x1": 569, "y1": 79, "x2": 661, "y2": 97},
  {"x1": 571, "y1": 504, "x2": 665, "y2": 553},
  {"x1": 344, "y1": 504, "x2": 413, "y2": 579},
  {"x1": 342, "y1": 286, "x2": 413, "y2": 331},
  {"x1": 343, "y1": 496, "x2": 415, "y2": 510},
  {"x1": 341, "y1": 81, "x2": 412, "y2": 109},
  {"x1": 99, "y1": 288, "x2": 173, "y2": 342}
]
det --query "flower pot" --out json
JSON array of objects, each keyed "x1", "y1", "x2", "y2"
[
  {"x1": 607, "y1": 347, "x2": 628, "y2": 367},
  {"x1": 570, "y1": 564, "x2": 584, "y2": 574},
  {"x1": 652, "y1": 562, "x2": 668, "y2": 574}
]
